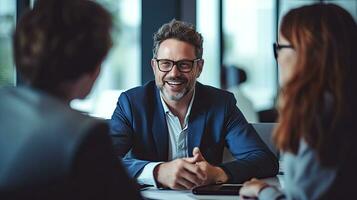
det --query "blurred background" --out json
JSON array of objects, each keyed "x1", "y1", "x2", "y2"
[{"x1": 1, "y1": 0, "x2": 356, "y2": 121}]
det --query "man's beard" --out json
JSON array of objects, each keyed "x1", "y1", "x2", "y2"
[
  {"x1": 160, "y1": 85, "x2": 188, "y2": 101},
  {"x1": 159, "y1": 76, "x2": 191, "y2": 101}
]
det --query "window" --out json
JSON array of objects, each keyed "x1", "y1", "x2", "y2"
[
  {"x1": 325, "y1": 0, "x2": 357, "y2": 20},
  {"x1": 0, "y1": 0, "x2": 16, "y2": 87},
  {"x1": 223, "y1": 0, "x2": 277, "y2": 111},
  {"x1": 279, "y1": 0, "x2": 317, "y2": 18},
  {"x1": 196, "y1": 0, "x2": 220, "y2": 87}
]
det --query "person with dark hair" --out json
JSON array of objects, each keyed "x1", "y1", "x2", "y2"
[
  {"x1": 239, "y1": 3, "x2": 357, "y2": 199},
  {"x1": 0, "y1": 0, "x2": 142, "y2": 199},
  {"x1": 110, "y1": 19, "x2": 278, "y2": 190}
]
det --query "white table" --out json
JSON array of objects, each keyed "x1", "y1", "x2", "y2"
[{"x1": 141, "y1": 177, "x2": 282, "y2": 200}]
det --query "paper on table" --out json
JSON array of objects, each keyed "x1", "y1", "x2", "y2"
[{"x1": 141, "y1": 187, "x2": 196, "y2": 200}]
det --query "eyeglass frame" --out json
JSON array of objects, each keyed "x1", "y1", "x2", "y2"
[
  {"x1": 273, "y1": 42, "x2": 294, "y2": 59},
  {"x1": 153, "y1": 58, "x2": 202, "y2": 73}
]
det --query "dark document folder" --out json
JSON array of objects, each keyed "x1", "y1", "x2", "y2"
[{"x1": 192, "y1": 184, "x2": 243, "y2": 195}]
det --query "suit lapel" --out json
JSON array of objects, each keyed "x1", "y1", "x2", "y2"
[
  {"x1": 152, "y1": 87, "x2": 169, "y2": 161},
  {"x1": 187, "y1": 83, "x2": 207, "y2": 157}
]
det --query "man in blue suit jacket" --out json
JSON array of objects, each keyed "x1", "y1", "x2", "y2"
[{"x1": 110, "y1": 19, "x2": 278, "y2": 190}]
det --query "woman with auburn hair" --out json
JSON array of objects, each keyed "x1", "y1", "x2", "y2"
[{"x1": 239, "y1": 3, "x2": 357, "y2": 200}]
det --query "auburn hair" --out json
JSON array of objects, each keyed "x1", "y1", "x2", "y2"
[{"x1": 273, "y1": 4, "x2": 357, "y2": 166}]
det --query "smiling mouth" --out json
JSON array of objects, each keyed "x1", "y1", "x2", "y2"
[{"x1": 165, "y1": 80, "x2": 185, "y2": 86}]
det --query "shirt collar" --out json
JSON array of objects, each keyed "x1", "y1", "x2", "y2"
[{"x1": 160, "y1": 89, "x2": 195, "y2": 123}]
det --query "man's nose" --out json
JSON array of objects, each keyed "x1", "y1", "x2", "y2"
[{"x1": 168, "y1": 64, "x2": 181, "y2": 76}]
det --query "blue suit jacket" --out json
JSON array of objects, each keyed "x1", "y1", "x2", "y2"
[{"x1": 110, "y1": 81, "x2": 278, "y2": 183}]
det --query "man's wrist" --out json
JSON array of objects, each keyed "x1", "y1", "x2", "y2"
[
  {"x1": 143, "y1": 162, "x2": 165, "y2": 188},
  {"x1": 153, "y1": 163, "x2": 163, "y2": 187}
]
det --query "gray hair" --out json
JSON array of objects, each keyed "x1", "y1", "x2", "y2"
[{"x1": 152, "y1": 19, "x2": 203, "y2": 59}]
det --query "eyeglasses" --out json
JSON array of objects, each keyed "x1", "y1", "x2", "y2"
[
  {"x1": 273, "y1": 42, "x2": 294, "y2": 59},
  {"x1": 154, "y1": 58, "x2": 201, "y2": 73}
]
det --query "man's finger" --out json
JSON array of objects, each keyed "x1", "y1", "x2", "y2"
[
  {"x1": 182, "y1": 154, "x2": 200, "y2": 163},
  {"x1": 180, "y1": 169, "x2": 204, "y2": 186},
  {"x1": 193, "y1": 147, "x2": 205, "y2": 161},
  {"x1": 176, "y1": 176, "x2": 196, "y2": 189},
  {"x1": 171, "y1": 182, "x2": 188, "y2": 190},
  {"x1": 193, "y1": 147, "x2": 200, "y2": 155},
  {"x1": 182, "y1": 161, "x2": 207, "y2": 180}
]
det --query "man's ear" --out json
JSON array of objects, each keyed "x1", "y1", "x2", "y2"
[
  {"x1": 196, "y1": 59, "x2": 204, "y2": 78},
  {"x1": 151, "y1": 59, "x2": 156, "y2": 74}
]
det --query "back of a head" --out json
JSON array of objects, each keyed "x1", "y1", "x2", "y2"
[
  {"x1": 14, "y1": 0, "x2": 112, "y2": 97},
  {"x1": 274, "y1": 3, "x2": 357, "y2": 165}
]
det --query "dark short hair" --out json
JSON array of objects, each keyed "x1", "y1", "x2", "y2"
[
  {"x1": 14, "y1": 0, "x2": 112, "y2": 94},
  {"x1": 152, "y1": 19, "x2": 203, "y2": 59}
]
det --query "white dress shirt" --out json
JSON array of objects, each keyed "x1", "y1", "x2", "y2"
[{"x1": 136, "y1": 90, "x2": 195, "y2": 187}]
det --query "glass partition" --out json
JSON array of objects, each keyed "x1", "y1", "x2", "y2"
[
  {"x1": 223, "y1": 0, "x2": 276, "y2": 111},
  {"x1": 325, "y1": 0, "x2": 357, "y2": 20},
  {"x1": 0, "y1": 0, "x2": 16, "y2": 87},
  {"x1": 196, "y1": 0, "x2": 221, "y2": 87}
]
